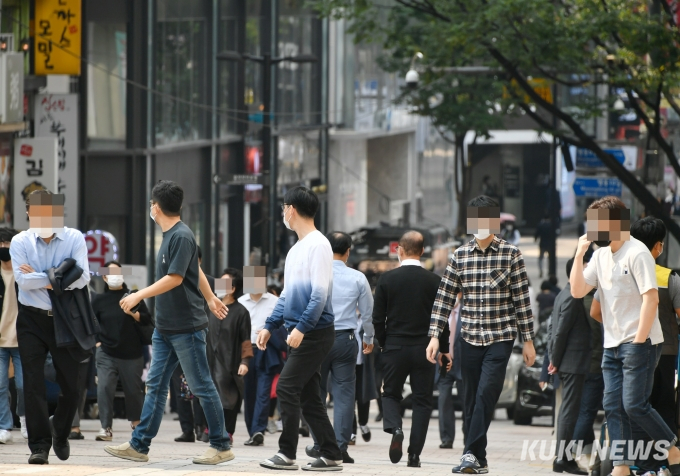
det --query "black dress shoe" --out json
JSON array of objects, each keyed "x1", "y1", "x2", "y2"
[
  {"x1": 28, "y1": 449, "x2": 49, "y2": 465},
  {"x1": 375, "y1": 412, "x2": 383, "y2": 422},
  {"x1": 389, "y1": 428, "x2": 404, "y2": 464},
  {"x1": 408, "y1": 454, "x2": 421, "y2": 468},
  {"x1": 342, "y1": 451, "x2": 354, "y2": 464},
  {"x1": 68, "y1": 431, "x2": 84, "y2": 440},
  {"x1": 553, "y1": 458, "x2": 587, "y2": 475},
  {"x1": 174, "y1": 432, "x2": 196, "y2": 442},
  {"x1": 49, "y1": 416, "x2": 70, "y2": 461},
  {"x1": 440, "y1": 441, "x2": 453, "y2": 449}
]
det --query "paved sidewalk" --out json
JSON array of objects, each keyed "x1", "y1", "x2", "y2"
[{"x1": 0, "y1": 407, "x2": 564, "y2": 476}]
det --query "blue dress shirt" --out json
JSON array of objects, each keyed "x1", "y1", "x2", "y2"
[
  {"x1": 10, "y1": 228, "x2": 91, "y2": 310},
  {"x1": 331, "y1": 260, "x2": 374, "y2": 344}
]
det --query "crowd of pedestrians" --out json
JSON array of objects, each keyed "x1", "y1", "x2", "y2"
[{"x1": 1, "y1": 183, "x2": 679, "y2": 476}]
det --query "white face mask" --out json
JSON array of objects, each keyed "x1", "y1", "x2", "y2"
[
  {"x1": 473, "y1": 232, "x2": 491, "y2": 240},
  {"x1": 150, "y1": 204, "x2": 158, "y2": 223},
  {"x1": 283, "y1": 208, "x2": 292, "y2": 230},
  {"x1": 107, "y1": 275, "x2": 125, "y2": 288}
]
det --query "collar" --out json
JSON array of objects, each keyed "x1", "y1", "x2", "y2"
[
  {"x1": 245, "y1": 292, "x2": 274, "y2": 302},
  {"x1": 32, "y1": 228, "x2": 66, "y2": 242},
  {"x1": 400, "y1": 259, "x2": 422, "y2": 267},
  {"x1": 468, "y1": 235, "x2": 500, "y2": 253}
]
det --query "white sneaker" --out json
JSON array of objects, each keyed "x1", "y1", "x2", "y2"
[
  {"x1": 19, "y1": 416, "x2": 28, "y2": 439},
  {"x1": 0, "y1": 429, "x2": 13, "y2": 444},
  {"x1": 96, "y1": 428, "x2": 113, "y2": 441},
  {"x1": 276, "y1": 420, "x2": 283, "y2": 432}
]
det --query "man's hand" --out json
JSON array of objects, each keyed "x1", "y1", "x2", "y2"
[
  {"x1": 256, "y1": 329, "x2": 271, "y2": 351},
  {"x1": 19, "y1": 264, "x2": 35, "y2": 274},
  {"x1": 120, "y1": 292, "x2": 142, "y2": 313},
  {"x1": 287, "y1": 329, "x2": 304, "y2": 348},
  {"x1": 523, "y1": 340, "x2": 536, "y2": 367},
  {"x1": 362, "y1": 342, "x2": 374, "y2": 354},
  {"x1": 238, "y1": 364, "x2": 248, "y2": 376},
  {"x1": 125, "y1": 310, "x2": 141, "y2": 322},
  {"x1": 539, "y1": 381, "x2": 547, "y2": 391},
  {"x1": 438, "y1": 352, "x2": 453, "y2": 371},
  {"x1": 208, "y1": 296, "x2": 228, "y2": 320},
  {"x1": 548, "y1": 362, "x2": 558, "y2": 375},
  {"x1": 426, "y1": 337, "x2": 440, "y2": 364},
  {"x1": 575, "y1": 234, "x2": 592, "y2": 258}
]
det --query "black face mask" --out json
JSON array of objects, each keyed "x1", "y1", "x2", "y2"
[
  {"x1": 594, "y1": 240, "x2": 611, "y2": 248},
  {"x1": 0, "y1": 248, "x2": 10, "y2": 262}
]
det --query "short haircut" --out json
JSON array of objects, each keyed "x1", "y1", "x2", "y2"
[
  {"x1": 399, "y1": 230, "x2": 424, "y2": 256},
  {"x1": 548, "y1": 275, "x2": 558, "y2": 286},
  {"x1": 565, "y1": 255, "x2": 589, "y2": 280},
  {"x1": 0, "y1": 227, "x2": 19, "y2": 243},
  {"x1": 25, "y1": 188, "x2": 54, "y2": 212},
  {"x1": 540, "y1": 280, "x2": 551, "y2": 291},
  {"x1": 151, "y1": 180, "x2": 183, "y2": 216},
  {"x1": 104, "y1": 260, "x2": 122, "y2": 268},
  {"x1": 222, "y1": 267, "x2": 244, "y2": 300},
  {"x1": 630, "y1": 217, "x2": 666, "y2": 252},
  {"x1": 588, "y1": 196, "x2": 626, "y2": 211},
  {"x1": 284, "y1": 186, "x2": 319, "y2": 219},
  {"x1": 468, "y1": 195, "x2": 499, "y2": 209},
  {"x1": 326, "y1": 231, "x2": 352, "y2": 255}
]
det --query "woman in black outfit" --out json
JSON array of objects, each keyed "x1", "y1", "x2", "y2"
[{"x1": 93, "y1": 261, "x2": 152, "y2": 442}]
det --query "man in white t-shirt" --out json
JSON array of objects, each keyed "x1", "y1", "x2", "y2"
[{"x1": 570, "y1": 196, "x2": 680, "y2": 476}]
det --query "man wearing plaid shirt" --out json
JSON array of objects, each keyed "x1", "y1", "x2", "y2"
[{"x1": 426, "y1": 195, "x2": 536, "y2": 474}]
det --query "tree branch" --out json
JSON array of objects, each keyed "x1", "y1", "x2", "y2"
[{"x1": 393, "y1": 0, "x2": 452, "y2": 22}]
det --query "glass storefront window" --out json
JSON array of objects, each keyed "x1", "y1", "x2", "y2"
[
  {"x1": 87, "y1": 23, "x2": 127, "y2": 149},
  {"x1": 155, "y1": 0, "x2": 207, "y2": 145}
]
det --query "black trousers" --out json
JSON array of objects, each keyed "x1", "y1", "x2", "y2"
[
  {"x1": 633, "y1": 354, "x2": 678, "y2": 471},
  {"x1": 353, "y1": 364, "x2": 370, "y2": 433},
  {"x1": 381, "y1": 342, "x2": 435, "y2": 457},
  {"x1": 556, "y1": 372, "x2": 586, "y2": 461},
  {"x1": 16, "y1": 306, "x2": 89, "y2": 452},
  {"x1": 460, "y1": 339, "x2": 513, "y2": 465},
  {"x1": 223, "y1": 395, "x2": 242, "y2": 436},
  {"x1": 171, "y1": 365, "x2": 205, "y2": 435},
  {"x1": 276, "y1": 326, "x2": 341, "y2": 461}
]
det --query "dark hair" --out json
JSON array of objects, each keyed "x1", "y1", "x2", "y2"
[
  {"x1": 267, "y1": 285, "x2": 282, "y2": 297},
  {"x1": 540, "y1": 281, "x2": 551, "y2": 291},
  {"x1": 0, "y1": 227, "x2": 19, "y2": 243},
  {"x1": 222, "y1": 267, "x2": 244, "y2": 300},
  {"x1": 548, "y1": 275, "x2": 558, "y2": 286},
  {"x1": 283, "y1": 186, "x2": 319, "y2": 219},
  {"x1": 326, "y1": 231, "x2": 352, "y2": 255},
  {"x1": 102, "y1": 260, "x2": 129, "y2": 292},
  {"x1": 565, "y1": 256, "x2": 589, "y2": 280},
  {"x1": 25, "y1": 188, "x2": 54, "y2": 212},
  {"x1": 399, "y1": 230, "x2": 424, "y2": 256},
  {"x1": 467, "y1": 195, "x2": 499, "y2": 208},
  {"x1": 151, "y1": 180, "x2": 183, "y2": 216},
  {"x1": 630, "y1": 217, "x2": 666, "y2": 252}
]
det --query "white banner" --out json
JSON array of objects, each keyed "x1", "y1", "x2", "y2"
[
  {"x1": 34, "y1": 94, "x2": 79, "y2": 228},
  {"x1": 13, "y1": 138, "x2": 59, "y2": 231}
]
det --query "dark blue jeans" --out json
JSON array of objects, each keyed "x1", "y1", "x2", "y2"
[
  {"x1": 129, "y1": 329, "x2": 230, "y2": 454},
  {"x1": 243, "y1": 347, "x2": 275, "y2": 436},
  {"x1": 602, "y1": 341, "x2": 675, "y2": 467},
  {"x1": 572, "y1": 372, "x2": 604, "y2": 447}
]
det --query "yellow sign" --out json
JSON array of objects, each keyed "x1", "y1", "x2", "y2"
[
  {"x1": 503, "y1": 78, "x2": 554, "y2": 105},
  {"x1": 34, "y1": 0, "x2": 81, "y2": 76}
]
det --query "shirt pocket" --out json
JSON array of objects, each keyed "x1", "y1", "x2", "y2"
[
  {"x1": 611, "y1": 273, "x2": 637, "y2": 296},
  {"x1": 489, "y1": 268, "x2": 510, "y2": 290}
]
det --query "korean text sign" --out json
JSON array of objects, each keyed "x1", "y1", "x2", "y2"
[{"x1": 34, "y1": 0, "x2": 82, "y2": 76}]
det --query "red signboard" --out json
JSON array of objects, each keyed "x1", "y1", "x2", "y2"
[{"x1": 389, "y1": 241, "x2": 399, "y2": 258}]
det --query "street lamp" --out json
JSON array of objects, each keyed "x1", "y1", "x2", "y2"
[{"x1": 217, "y1": 50, "x2": 318, "y2": 271}]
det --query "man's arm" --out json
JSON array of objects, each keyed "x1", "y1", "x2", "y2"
[
  {"x1": 198, "y1": 267, "x2": 215, "y2": 301},
  {"x1": 10, "y1": 237, "x2": 51, "y2": 290},
  {"x1": 372, "y1": 279, "x2": 387, "y2": 349},
  {"x1": 295, "y1": 244, "x2": 333, "y2": 334},
  {"x1": 635, "y1": 289, "x2": 659, "y2": 343},
  {"x1": 357, "y1": 275, "x2": 375, "y2": 345},
  {"x1": 590, "y1": 292, "x2": 602, "y2": 323},
  {"x1": 65, "y1": 234, "x2": 91, "y2": 290},
  {"x1": 508, "y1": 250, "x2": 535, "y2": 343},
  {"x1": 570, "y1": 235, "x2": 596, "y2": 298},
  {"x1": 429, "y1": 257, "x2": 461, "y2": 339},
  {"x1": 550, "y1": 296, "x2": 577, "y2": 370},
  {"x1": 264, "y1": 289, "x2": 286, "y2": 332}
]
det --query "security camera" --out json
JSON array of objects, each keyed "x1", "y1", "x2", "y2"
[{"x1": 405, "y1": 69, "x2": 419, "y2": 88}]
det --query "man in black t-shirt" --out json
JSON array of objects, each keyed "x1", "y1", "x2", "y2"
[{"x1": 104, "y1": 180, "x2": 232, "y2": 466}]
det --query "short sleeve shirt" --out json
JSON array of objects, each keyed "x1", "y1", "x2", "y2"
[
  {"x1": 583, "y1": 237, "x2": 663, "y2": 348},
  {"x1": 155, "y1": 222, "x2": 208, "y2": 334}
]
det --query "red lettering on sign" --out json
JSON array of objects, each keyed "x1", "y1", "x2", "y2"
[
  {"x1": 389, "y1": 241, "x2": 399, "y2": 257},
  {"x1": 69, "y1": 25, "x2": 78, "y2": 34},
  {"x1": 20, "y1": 144, "x2": 33, "y2": 156}
]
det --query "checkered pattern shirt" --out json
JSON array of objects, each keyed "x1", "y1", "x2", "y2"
[{"x1": 429, "y1": 236, "x2": 534, "y2": 346}]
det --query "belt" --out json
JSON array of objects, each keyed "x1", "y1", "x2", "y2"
[
  {"x1": 335, "y1": 328, "x2": 355, "y2": 334},
  {"x1": 22, "y1": 305, "x2": 53, "y2": 317}
]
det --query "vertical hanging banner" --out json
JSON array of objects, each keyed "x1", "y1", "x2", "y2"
[
  {"x1": 35, "y1": 94, "x2": 79, "y2": 228},
  {"x1": 12, "y1": 138, "x2": 59, "y2": 231},
  {"x1": 34, "y1": 0, "x2": 82, "y2": 76}
]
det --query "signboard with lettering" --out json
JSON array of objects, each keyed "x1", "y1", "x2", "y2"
[
  {"x1": 575, "y1": 147, "x2": 637, "y2": 171},
  {"x1": 0, "y1": 53, "x2": 23, "y2": 123},
  {"x1": 35, "y1": 94, "x2": 79, "y2": 228},
  {"x1": 34, "y1": 0, "x2": 82, "y2": 75},
  {"x1": 84, "y1": 230, "x2": 118, "y2": 270},
  {"x1": 12, "y1": 138, "x2": 58, "y2": 231},
  {"x1": 572, "y1": 177, "x2": 622, "y2": 197}
]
